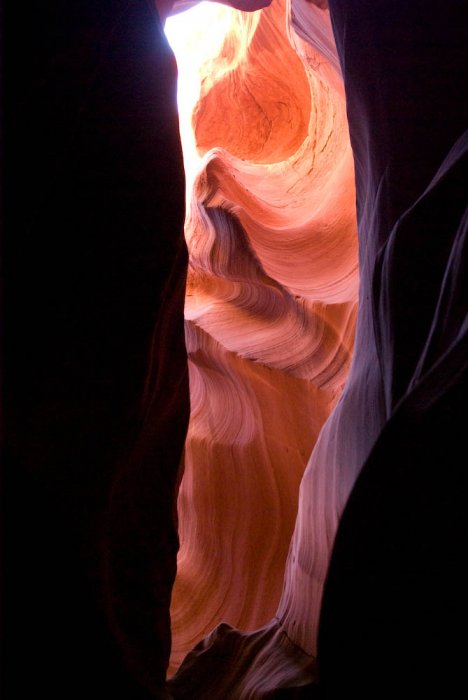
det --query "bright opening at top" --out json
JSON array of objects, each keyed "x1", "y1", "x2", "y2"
[{"x1": 164, "y1": 2, "x2": 237, "y2": 188}]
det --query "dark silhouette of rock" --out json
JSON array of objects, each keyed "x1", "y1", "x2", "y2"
[
  {"x1": 318, "y1": 1, "x2": 467, "y2": 695},
  {"x1": 2, "y1": 0, "x2": 466, "y2": 697},
  {"x1": 2, "y1": 1, "x2": 188, "y2": 696}
]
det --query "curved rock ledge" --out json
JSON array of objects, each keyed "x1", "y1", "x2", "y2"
[{"x1": 169, "y1": 0, "x2": 358, "y2": 679}]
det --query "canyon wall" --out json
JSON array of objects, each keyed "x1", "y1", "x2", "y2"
[
  {"x1": 3, "y1": 1, "x2": 465, "y2": 698},
  {"x1": 3, "y1": 2, "x2": 189, "y2": 697},
  {"x1": 170, "y1": 0, "x2": 467, "y2": 697},
  {"x1": 169, "y1": 0, "x2": 358, "y2": 676}
]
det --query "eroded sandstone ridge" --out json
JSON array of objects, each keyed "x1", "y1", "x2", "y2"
[
  {"x1": 169, "y1": 0, "x2": 468, "y2": 697},
  {"x1": 169, "y1": 0, "x2": 358, "y2": 682}
]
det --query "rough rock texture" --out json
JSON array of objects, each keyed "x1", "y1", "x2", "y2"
[
  {"x1": 170, "y1": 0, "x2": 467, "y2": 697},
  {"x1": 168, "y1": 0, "x2": 358, "y2": 677}
]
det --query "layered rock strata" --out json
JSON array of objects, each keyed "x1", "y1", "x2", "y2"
[
  {"x1": 170, "y1": 0, "x2": 468, "y2": 696},
  {"x1": 169, "y1": 0, "x2": 358, "y2": 680}
]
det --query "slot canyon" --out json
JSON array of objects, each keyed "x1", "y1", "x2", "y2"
[{"x1": 2, "y1": 1, "x2": 467, "y2": 699}]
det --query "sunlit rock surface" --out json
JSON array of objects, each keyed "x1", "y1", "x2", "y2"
[
  {"x1": 4, "y1": 0, "x2": 465, "y2": 696},
  {"x1": 168, "y1": 0, "x2": 358, "y2": 679},
  {"x1": 169, "y1": 0, "x2": 467, "y2": 696}
]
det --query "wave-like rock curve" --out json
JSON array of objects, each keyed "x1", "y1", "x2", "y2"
[
  {"x1": 169, "y1": 0, "x2": 358, "y2": 678},
  {"x1": 170, "y1": 0, "x2": 468, "y2": 696}
]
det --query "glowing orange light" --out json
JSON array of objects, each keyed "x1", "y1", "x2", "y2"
[
  {"x1": 165, "y1": 3, "x2": 238, "y2": 193},
  {"x1": 164, "y1": 0, "x2": 358, "y2": 681}
]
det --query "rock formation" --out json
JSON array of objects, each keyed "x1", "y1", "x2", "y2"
[
  {"x1": 3, "y1": 0, "x2": 466, "y2": 698},
  {"x1": 168, "y1": 0, "x2": 358, "y2": 677},
  {"x1": 169, "y1": 0, "x2": 467, "y2": 696},
  {"x1": 3, "y1": 1, "x2": 189, "y2": 697}
]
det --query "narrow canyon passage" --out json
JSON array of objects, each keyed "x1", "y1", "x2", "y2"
[
  {"x1": 165, "y1": 0, "x2": 468, "y2": 697},
  {"x1": 165, "y1": 0, "x2": 358, "y2": 677},
  {"x1": 3, "y1": 1, "x2": 466, "y2": 698}
]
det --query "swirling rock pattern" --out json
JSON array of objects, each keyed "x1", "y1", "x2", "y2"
[
  {"x1": 169, "y1": 0, "x2": 358, "y2": 678},
  {"x1": 170, "y1": 0, "x2": 468, "y2": 696}
]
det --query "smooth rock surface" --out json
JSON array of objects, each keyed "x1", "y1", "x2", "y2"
[
  {"x1": 169, "y1": 0, "x2": 358, "y2": 678},
  {"x1": 169, "y1": 0, "x2": 467, "y2": 696}
]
